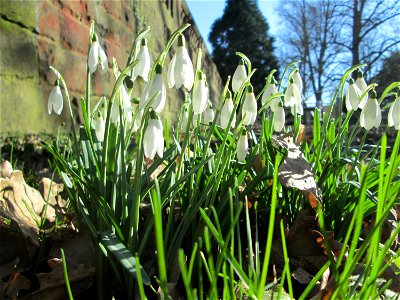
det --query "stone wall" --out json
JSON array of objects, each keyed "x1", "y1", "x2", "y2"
[{"x1": 0, "y1": 0, "x2": 223, "y2": 134}]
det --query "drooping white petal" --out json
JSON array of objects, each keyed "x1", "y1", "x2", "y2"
[
  {"x1": 99, "y1": 45, "x2": 108, "y2": 73},
  {"x1": 261, "y1": 83, "x2": 279, "y2": 110},
  {"x1": 193, "y1": 78, "x2": 208, "y2": 114},
  {"x1": 134, "y1": 45, "x2": 151, "y2": 81},
  {"x1": 203, "y1": 104, "x2": 215, "y2": 124},
  {"x1": 237, "y1": 133, "x2": 248, "y2": 161},
  {"x1": 388, "y1": 97, "x2": 400, "y2": 129},
  {"x1": 242, "y1": 91, "x2": 257, "y2": 126},
  {"x1": 345, "y1": 82, "x2": 362, "y2": 111},
  {"x1": 167, "y1": 54, "x2": 176, "y2": 88},
  {"x1": 360, "y1": 97, "x2": 381, "y2": 130},
  {"x1": 356, "y1": 77, "x2": 369, "y2": 109},
  {"x1": 293, "y1": 71, "x2": 303, "y2": 93},
  {"x1": 95, "y1": 116, "x2": 105, "y2": 142},
  {"x1": 181, "y1": 108, "x2": 189, "y2": 132},
  {"x1": 139, "y1": 79, "x2": 152, "y2": 110},
  {"x1": 174, "y1": 46, "x2": 194, "y2": 90},
  {"x1": 232, "y1": 63, "x2": 247, "y2": 93},
  {"x1": 48, "y1": 86, "x2": 63, "y2": 115},
  {"x1": 155, "y1": 119, "x2": 164, "y2": 158},
  {"x1": 143, "y1": 119, "x2": 159, "y2": 159},
  {"x1": 88, "y1": 41, "x2": 100, "y2": 74},
  {"x1": 120, "y1": 85, "x2": 132, "y2": 123},
  {"x1": 149, "y1": 74, "x2": 166, "y2": 113},
  {"x1": 274, "y1": 106, "x2": 285, "y2": 132},
  {"x1": 284, "y1": 81, "x2": 301, "y2": 108},
  {"x1": 132, "y1": 108, "x2": 144, "y2": 132},
  {"x1": 220, "y1": 97, "x2": 236, "y2": 129},
  {"x1": 110, "y1": 98, "x2": 120, "y2": 123}
]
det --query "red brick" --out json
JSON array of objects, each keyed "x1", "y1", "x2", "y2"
[
  {"x1": 38, "y1": 1, "x2": 60, "y2": 41},
  {"x1": 59, "y1": 10, "x2": 90, "y2": 54},
  {"x1": 102, "y1": 0, "x2": 122, "y2": 21},
  {"x1": 104, "y1": 40, "x2": 128, "y2": 70}
]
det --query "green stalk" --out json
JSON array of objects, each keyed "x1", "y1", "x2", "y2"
[
  {"x1": 257, "y1": 152, "x2": 281, "y2": 298},
  {"x1": 61, "y1": 248, "x2": 74, "y2": 300}
]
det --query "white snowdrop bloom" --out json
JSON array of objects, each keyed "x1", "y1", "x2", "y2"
[
  {"x1": 143, "y1": 114, "x2": 164, "y2": 159},
  {"x1": 356, "y1": 71, "x2": 369, "y2": 109},
  {"x1": 139, "y1": 64, "x2": 166, "y2": 113},
  {"x1": 274, "y1": 103, "x2": 285, "y2": 132},
  {"x1": 203, "y1": 102, "x2": 215, "y2": 124},
  {"x1": 220, "y1": 91, "x2": 236, "y2": 129},
  {"x1": 360, "y1": 91, "x2": 381, "y2": 130},
  {"x1": 192, "y1": 71, "x2": 208, "y2": 114},
  {"x1": 110, "y1": 85, "x2": 132, "y2": 123},
  {"x1": 167, "y1": 34, "x2": 194, "y2": 90},
  {"x1": 345, "y1": 79, "x2": 362, "y2": 111},
  {"x1": 88, "y1": 35, "x2": 108, "y2": 74},
  {"x1": 242, "y1": 85, "x2": 257, "y2": 126},
  {"x1": 181, "y1": 107, "x2": 189, "y2": 132},
  {"x1": 285, "y1": 78, "x2": 303, "y2": 115},
  {"x1": 261, "y1": 81, "x2": 279, "y2": 111},
  {"x1": 48, "y1": 80, "x2": 63, "y2": 115},
  {"x1": 132, "y1": 108, "x2": 144, "y2": 132},
  {"x1": 95, "y1": 114, "x2": 105, "y2": 142},
  {"x1": 121, "y1": 85, "x2": 133, "y2": 123},
  {"x1": 293, "y1": 70, "x2": 303, "y2": 93},
  {"x1": 133, "y1": 38, "x2": 151, "y2": 81},
  {"x1": 232, "y1": 60, "x2": 247, "y2": 93},
  {"x1": 236, "y1": 130, "x2": 248, "y2": 162},
  {"x1": 388, "y1": 95, "x2": 400, "y2": 130}
]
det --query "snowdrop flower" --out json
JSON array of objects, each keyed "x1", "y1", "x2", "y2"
[
  {"x1": 192, "y1": 71, "x2": 208, "y2": 114},
  {"x1": 167, "y1": 34, "x2": 194, "y2": 90},
  {"x1": 345, "y1": 78, "x2": 362, "y2": 111},
  {"x1": 88, "y1": 34, "x2": 108, "y2": 74},
  {"x1": 110, "y1": 84, "x2": 133, "y2": 123},
  {"x1": 48, "y1": 80, "x2": 63, "y2": 115},
  {"x1": 143, "y1": 112, "x2": 164, "y2": 159},
  {"x1": 203, "y1": 102, "x2": 215, "y2": 124},
  {"x1": 133, "y1": 38, "x2": 151, "y2": 81},
  {"x1": 236, "y1": 129, "x2": 248, "y2": 161},
  {"x1": 95, "y1": 113, "x2": 105, "y2": 142},
  {"x1": 220, "y1": 90, "x2": 236, "y2": 129},
  {"x1": 388, "y1": 94, "x2": 400, "y2": 130},
  {"x1": 242, "y1": 85, "x2": 257, "y2": 126},
  {"x1": 356, "y1": 70, "x2": 368, "y2": 109},
  {"x1": 261, "y1": 80, "x2": 279, "y2": 111},
  {"x1": 232, "y1": 59, "x2": 247, "y2": 93},
  {"x1": 180, "y1": 107, "x2": 189, "y2": 132},
  {"x1": 132, "y1": 108, "x2": 144, "y2": 132},
  {"x1": 293, "y1": 70, "x2": 303, "y2": 94},
  {"x1": 274, "y1": 101, "x2": 285, "y2": 132},
  {"x1": 139, "y1": 64, "x2": 166, "y2": 113},
  {"x1": 284, "y1": 78, "x2": 303, "y2": 115},
  {"x1": 360, "y1": 90, "x2": 381, "y2": 130}
]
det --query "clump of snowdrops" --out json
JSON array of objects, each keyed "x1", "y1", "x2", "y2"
[{"x1": 46, "y1": 21, "x2": 400, "y2": 299}]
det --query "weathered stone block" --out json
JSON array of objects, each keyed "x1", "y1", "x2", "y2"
[
  {"x1": 0, "y1": 78, "x2": 58, "y2": 134},
  {"x1": 0, "y1": 0, "x2": 37, "y2": 30},
  {"x1": 102, "y1": 0, "x2": 122, "y2": 21},
  {"x1": 0, "y1": 19, "x2": 39, "y2": 82}
]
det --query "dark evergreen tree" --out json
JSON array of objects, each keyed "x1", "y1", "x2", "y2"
[{"x1": 209, "y1": 0, "x2": 279, "y2": 93}]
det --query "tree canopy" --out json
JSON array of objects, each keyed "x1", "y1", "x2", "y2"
[{"x1": 209, "y1": 0, "x2": 279, "y2": 93}]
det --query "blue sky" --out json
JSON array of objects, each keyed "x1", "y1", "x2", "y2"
[{"x1": 185, "y1": 0, "x2": 280, "y2": 54}]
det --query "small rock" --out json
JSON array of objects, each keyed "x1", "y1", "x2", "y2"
[{"x1": 0, "y1": 160, "x2": 13, "y2": 178}]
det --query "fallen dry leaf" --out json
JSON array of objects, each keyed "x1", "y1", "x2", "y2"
[
  {"x1": 28, "y1": 258, "x2": 95, "y2": 300},
  {"x1": 272, "y1": 133, "x2": 323, "y2": 211},
  {"x1": 1, "y1": 271, "x2": 30, "y2": 299}
]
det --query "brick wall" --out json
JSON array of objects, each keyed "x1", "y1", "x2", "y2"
[{"x1": 0, "y1": 0, "x2": 223, "y2": 134}]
